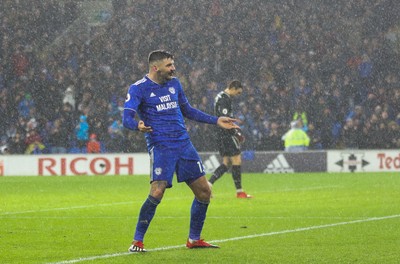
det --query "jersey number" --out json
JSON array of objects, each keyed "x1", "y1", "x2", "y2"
[{"x1": 197, "y1": 161, "x2": 204, "y2": 173}]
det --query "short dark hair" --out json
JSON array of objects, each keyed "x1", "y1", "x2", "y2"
[
  {"x1": 228, "y1": 80, "x2": 243, "y2": 90},
  {"x1": 148, "y1": 50, "x2": 174, "y2": 64}
]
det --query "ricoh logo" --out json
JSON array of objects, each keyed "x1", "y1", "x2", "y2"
[{"x1": 38, "y1": 157, "x2": 134, "y2": 176}]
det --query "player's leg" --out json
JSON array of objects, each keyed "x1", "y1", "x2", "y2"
[
  {"x1": 209, "y1": 135, "x2": 232, "y2": 184},
  {"x1": 208, "y1": 156, "x2": 229, "y2": 184},
  {"x1": 129, "y1": 181, "x2": 166, "y2": 252},
  {"x1": 129, "y1": 146, "x2": 175, "y2": 252},
  {"x1": 231, "y1": 154, "x2": 242, "y2": 190},
  {"x1": 186, "y1": 176, "x2": 218, "y2": 248},
  {"x1": 188, "y1": 176, "x2": 211, "y2": 239},
  {"x1": 132, "y1": 181, "x2": 167, "y2": 242},
  {"x1": 177, "y1": 142, "x2": 219, "y2": 248},
  {"x1": 231, "y1": 154, "x2": 252, "y2": 198}
]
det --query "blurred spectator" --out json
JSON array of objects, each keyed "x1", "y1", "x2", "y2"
[
  {"x1": 75, "y1": 115, "x2": 89, "y2": 152},
  {"x1": 87, "y1": 133, "x2": 101, "y2": 153},
  {"x1": 63, "y1": 85, "x2": 76, "y2": 110},
  {"x1": 7, "y1": 132, "x2": 25, "y2": 154},
  {"x1": 386, "y1": 121, "x2": 400, "y2": 148},
  {"x1": 282, "y1": 120, "x2": 310, "y2": 152},
  {"x1": 24, "y1": 128, "x2": 45, "y2": 154},
  {"x1": 18, "y1": 94, "x2": 35, "y2": 119},
  {"x1": 260, "y1": 121, "x2": 283, "y2": 151},
  {"x1": 307, "y1": 123, "x2": 323, "y2": 150},
  {"x1": 340, "y1": 118, "x2": 361, "y2": 149},
  {"x1": 48, "y1": 118, "x2": 69, "y2": 153},
  {"x1": 11, "y1": 45, "x2": 29, "y2": 79},
  {"x1": 292, "y1": 101, "x2": 309, "y2": 132},
  {"x1": 106, "y1": 119, "x2": 125, "y2": 152}
]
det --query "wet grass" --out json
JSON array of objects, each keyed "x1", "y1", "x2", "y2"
[{"x1": 1, "y1": 172, "x2": 399, "y2": 263}]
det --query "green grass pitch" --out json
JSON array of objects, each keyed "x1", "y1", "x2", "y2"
[{"x1": 1, "y1": 172, "x2": 399, "y2": 264}]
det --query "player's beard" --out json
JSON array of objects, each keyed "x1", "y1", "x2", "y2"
[{"x1": 159, "y1": 70, "x2": 175, "y2": 82}]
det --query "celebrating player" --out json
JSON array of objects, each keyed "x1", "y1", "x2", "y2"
[
  {"x1": 123, "y1": 50, "x2": 239, "y2": 252},
  {"x1": 208, "y1": 80, "x2": 252, "y2": 198}
]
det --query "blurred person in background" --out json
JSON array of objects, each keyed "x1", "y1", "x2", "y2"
[
  {"x1": 282, "y1": 120, "x2": 310, "y2": 152},
  {"x1": 208, "y1": 80, "x2": 252, "y2": 198},
  {"x1": 7, "y1": 132, "x2": 25, "y2": 154},
  {"x1": 63, "y1": 85, "x2": 76, "y2": 110},
  {"x1": 341, "y1": 118, "x2": 361, "y2": 149},
  {"x1": 87, "y1": 133, "x2": 101, "y2": 153},
  {"x1": 107, "y1": 119, "x2": 125, "y2": 152},
  {"x1": 48, "y1": 118, "x2": 69, "y2": 153},
  {"x1": 24, "y1": 128, "x2": 45, "y2": 154},
  {"x1": 75, "y1": 115, "x2": 89, "y2": 152}
]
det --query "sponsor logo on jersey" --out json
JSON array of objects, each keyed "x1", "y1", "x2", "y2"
[
  {"x1": 156, "y1": 102, "x2": 178, "y2": 111},
  {"x1": 264, "y1": 154, "x2": 294, "y2": 173},
  {"x1": 156, "y1": 94, "x2": 178, "y2": 111}
]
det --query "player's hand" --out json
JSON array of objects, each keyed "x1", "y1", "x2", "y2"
[
  {"x1": 138, "y1": 120, "x2": 153, "y2": 132},
  {"x1": 217, "y1": 117, "x2": 239, "y2": 130}
]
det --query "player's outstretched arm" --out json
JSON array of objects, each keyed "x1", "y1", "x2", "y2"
[
  {"x1": 122, "y1": 109, "x2": 152, "y2": 132},
  {"x1": 217, "y1": 117, "x2": 239, "y2": 130}
]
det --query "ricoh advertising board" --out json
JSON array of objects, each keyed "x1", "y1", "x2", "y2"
[{"x1": 0, "y1": 154, "x2": 150, "y2": 176}]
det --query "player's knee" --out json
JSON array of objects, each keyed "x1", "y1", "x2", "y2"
[
  {"x1": 150, "y1": 189, "x2": 165, "y2": 200},
  {"x1": 197, "y1": 187, "x2": 211, "y2": 201},
  {"x1": 150, "y1": 182, "x2": 167, "y2": 200}
]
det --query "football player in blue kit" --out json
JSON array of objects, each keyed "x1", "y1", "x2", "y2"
[{"x1": 123, "y1": 50, "x2": 239, "y2": 252}]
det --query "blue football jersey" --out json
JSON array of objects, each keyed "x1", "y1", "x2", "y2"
[{"x1": 124, "y1": 75, "x2": 190, "y2": 148}]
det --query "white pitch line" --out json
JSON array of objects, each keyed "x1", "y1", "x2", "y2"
[
  {"x1": 1, "y1": 185, "x2": 340, "y2": 216},
  {"x1": 0, "y1": 197, "x2": 186, "y2": 216},
  {"x1": 46, "y1": 214, "x2": 400, "y2": 264},
  {"x1": 0, "y1": 202, "x2": 134, "y2": 216},
  {"x1": 2, "y1": 215, "x2": 365, "y2": 220}
]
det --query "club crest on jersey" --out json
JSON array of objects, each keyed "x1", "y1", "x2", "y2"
[
  {"x1": 169, "y1": 87, "x2": 175, "y2": 94},
  {"x1": 154, "y1": 167, "x2": 162, "y2": 175}
]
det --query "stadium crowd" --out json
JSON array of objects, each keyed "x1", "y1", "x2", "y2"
[{"x1": 1, "y1": 0, "x2": 400, "y2": 155}]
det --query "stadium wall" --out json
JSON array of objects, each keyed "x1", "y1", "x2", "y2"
[{"x1": 1, "y1": 150, "x2": 399, "y2": 176}]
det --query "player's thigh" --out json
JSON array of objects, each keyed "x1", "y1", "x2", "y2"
[
  {"x1": 219, "y1": 136, "x2": 241, "y2": 157},
  {"x1": 187, "y1": 175, "x2": 211, "y2": 202},
  {"x1": 230, "y1": 154, "x2": 242, "y2": 165},
  {"x1": 176, "y1": 143, "x2": 205, "y2": 183},
  {"x1": 150, "y1": 146, "x2": 177, "y2": 188}
]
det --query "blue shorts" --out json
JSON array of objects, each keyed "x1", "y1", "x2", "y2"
[{"x1": 149, "y1": 140, "x2": 205, "y2": 188}]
